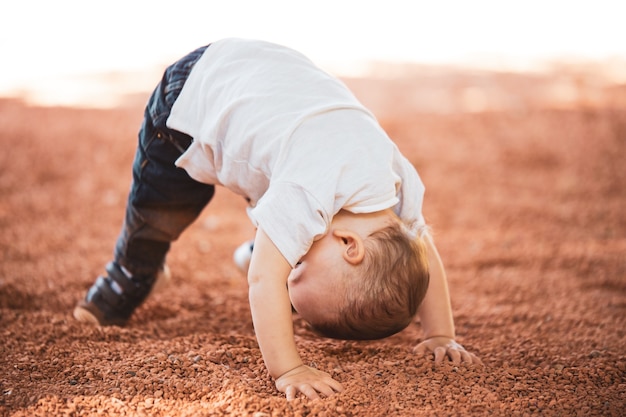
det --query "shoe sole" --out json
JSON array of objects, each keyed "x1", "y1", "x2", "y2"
[
  {"x1": 73, "y1": 265, "x2": 172, "y2": 326},
  {"x1": 73, "y1": 304, "x2": 102, "y2": 325}
]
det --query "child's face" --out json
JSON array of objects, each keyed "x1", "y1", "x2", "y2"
[
  {"x1": 287, "y1": 209, "x2": 399, "y2": 325},
  {"x1": 287, "y1": 231, "x2": 347, "y2": 324}
]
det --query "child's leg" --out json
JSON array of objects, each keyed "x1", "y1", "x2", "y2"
[
  {"x1": 117, "y1": 44, "x2": 214, "y2": 275},
  {"x1": 75, "y1": 45, "x2": 212, "y2": 325},
  {"x1": 114, "y1": 103, "x2": 214, "y2": 277}
]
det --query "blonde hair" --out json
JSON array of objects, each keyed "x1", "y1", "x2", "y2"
[{"x1": 309, "y1": 222, "x2": 430, "y2": 340}]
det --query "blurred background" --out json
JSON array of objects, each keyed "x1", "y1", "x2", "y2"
[{"x1": 1, "y1": 0, "x2": 625, "y2": 108}]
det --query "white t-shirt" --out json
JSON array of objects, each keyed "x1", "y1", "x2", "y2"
[{"x1": 167, "y1": 38, "x2": 426, "y2": 267}]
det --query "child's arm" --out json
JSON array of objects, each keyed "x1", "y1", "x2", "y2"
[
  {"x1": 414, "y1": 234, "x2": 482, "y2": 365},
  {"x1": 247, "y1": 228, "x2": 344, "y2": 400}
]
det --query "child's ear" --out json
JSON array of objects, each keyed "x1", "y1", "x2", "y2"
[{"x1": 333, "y1": 229, "x2": 365, "y2": 265}]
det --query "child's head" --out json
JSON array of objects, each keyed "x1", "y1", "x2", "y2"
[{"x1": 287, "y1": 210, "x2": 430, "y2": 340}]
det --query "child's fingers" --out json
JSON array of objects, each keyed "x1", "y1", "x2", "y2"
[
  {"x1": 283, "y1": 382, "x2": 342, "y2": 401},
  {"x1": 469, "y1": 352, "x2": 484, "y2": 366},
  {"x1": 447, "y1": 348, "x2": 462, "y2": 365},
  {"x1": 285, "y1": 384, "x2": 321, "y2": 401},
  {"x1": 325, "y1": 377, "x2": 345, "y2": 394},
  {"x1": 285, "y1": 386, "x2": 297, "y2": 401},
  {"x1": 414, "y1": 338, "x2": 482, "y2": 367},
  {"x1": 455, "y1": 349, "x2": 483, "y2": 366},
  {"x1": 458, "y1": 349, "x2": 473, "y2": 364},
  {"x1": 299, "y1": 384, "x2": 321, "y2": 400},
  {"x1": 412, "y1": 342, "x2": 427, "y2": 355},
  {"x1": 433, "y1": 346, "x2": 447, "y2": 364},
  {"x1": 312, "y1": 381, "x2": 341, "y2": 398}
]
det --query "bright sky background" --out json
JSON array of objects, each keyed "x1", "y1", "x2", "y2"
[{"x1": 2, "y1": 0, "x2": 625, "y2": 105}]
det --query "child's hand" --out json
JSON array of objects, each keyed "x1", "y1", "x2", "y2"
[
  {"x1": 275, "y1": 364, "x2": 344, "y2": 400},
  {"x1": 413, "y1": 336, "x2": 482, "y2": 366}
]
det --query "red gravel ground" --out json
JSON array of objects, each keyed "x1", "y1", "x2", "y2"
[{"x1": 1, "y1": 67, "x2": 625, "y2": 416}]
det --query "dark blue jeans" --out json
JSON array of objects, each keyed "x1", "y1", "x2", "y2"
[{"x1": 114, "y1": 45, "x2": 215, "y2": 276}]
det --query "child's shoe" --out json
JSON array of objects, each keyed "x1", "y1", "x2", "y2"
[
  {"x1": 73, "y1": 262, "x2": 170, "y2": 326},
  {"x1": 233, "y1": 240, "x2": 254, "y2": 274}
]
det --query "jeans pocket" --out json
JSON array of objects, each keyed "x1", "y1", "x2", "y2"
[{"x1": 156, "y1": 129, "x2": 187, "y2": 154}]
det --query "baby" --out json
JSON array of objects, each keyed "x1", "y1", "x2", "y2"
[{"x1": 74, "y1": 38, "x2": 480, "y2": 400}]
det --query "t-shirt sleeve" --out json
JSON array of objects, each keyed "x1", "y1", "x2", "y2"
[
  {"x1": 393, "y1": 152, "x2": 427, "y2": 237},
  {"x1": 247, "y1": 182, "x2": 330, "y2": 267}
]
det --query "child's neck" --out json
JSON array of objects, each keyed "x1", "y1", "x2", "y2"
[{"x1": 331, "y1": 209, "x2": 398, "y2": 238}]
